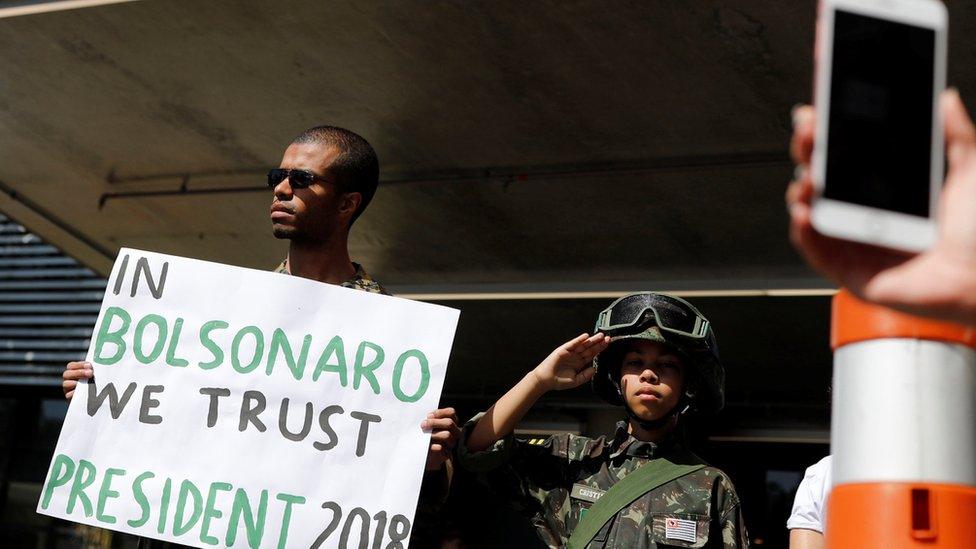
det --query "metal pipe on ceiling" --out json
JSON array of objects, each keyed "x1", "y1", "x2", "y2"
[{"x1": 97, "y1": 150, "x2": 790, "y2": 208}]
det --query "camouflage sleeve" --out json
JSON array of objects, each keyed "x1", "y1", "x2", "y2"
[
  {"x1": 456, "y1": 412, "x2": 573, "y2": 482},
  {"x1": 455, "y1": 412, "x2": 518, "y2": 472},
  {"x1": 715, "y1": 475, "x2": 750, "y2": 548}
]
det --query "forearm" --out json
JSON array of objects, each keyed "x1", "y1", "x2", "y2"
[
  {"x1": 466, "y1": 372, "x2": 548, "y2": 453},
  {"x1": 789, "y1": 529, "x2": 824, "y2": 549}
]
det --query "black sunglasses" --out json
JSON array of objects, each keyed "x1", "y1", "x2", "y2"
[{"x1": 267, "y1": 168, "x2": 333, "y2": 190}]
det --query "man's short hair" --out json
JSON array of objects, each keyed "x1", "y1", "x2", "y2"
[{"x1": 292, "y1": 125, "x2": 379, "y2": 225}]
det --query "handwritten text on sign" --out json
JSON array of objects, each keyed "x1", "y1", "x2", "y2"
[{"x1": 36, "y1": 249, "x2": 459, "y2": 548}]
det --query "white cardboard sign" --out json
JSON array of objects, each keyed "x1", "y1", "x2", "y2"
[{"x1": 36, "y1": 248, "x2": 460, "y2": 548}]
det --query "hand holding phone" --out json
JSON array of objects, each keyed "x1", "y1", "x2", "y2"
[
  {"x1": 811, "y1": 0, "x2": 947, "y2": 252},
  {"x1": 788, "y1": 90, "x2": 976, "y2": 326}
]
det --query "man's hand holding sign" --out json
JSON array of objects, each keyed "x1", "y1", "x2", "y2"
[{"x1": 39, "y1": 249, "x2": 460, "y2": 548}]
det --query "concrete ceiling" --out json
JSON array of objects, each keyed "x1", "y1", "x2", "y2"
[
  {"x1": 3, "y1": 0, "x2": 973, "y2": 292},
  {"x1": 3, "y1": 0, "x2": 975, "y2": 291},
  {"x1": 0, "y1": 0, "x2": 808, "y2": 290}
]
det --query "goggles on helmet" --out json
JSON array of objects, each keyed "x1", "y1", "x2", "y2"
[{"x1": 595, "y1": 293, "x2": 710, "y2": 340}]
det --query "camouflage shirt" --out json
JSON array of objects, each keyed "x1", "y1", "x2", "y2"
[
  {"x1": 458, "y1": 415, "x2": 749, "y2": 548},
  {"x1": 273, "y1": 259, "x2": 391, "y2": 295}
]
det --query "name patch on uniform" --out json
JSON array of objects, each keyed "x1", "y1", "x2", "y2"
[
  {"x1": 665, "y1": 517, "x2": 697, "y2": 543},
  {"x1": 570, "y1": 483, "x2": 605, "y2": 503}
]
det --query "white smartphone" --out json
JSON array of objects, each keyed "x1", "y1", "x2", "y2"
[{"x1": 811, "y1": 0, "x2": 947, "y2": 252}]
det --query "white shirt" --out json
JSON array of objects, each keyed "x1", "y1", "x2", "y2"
[{"x1": 787, "y1": 455, "x2": 833, "y2": 533}]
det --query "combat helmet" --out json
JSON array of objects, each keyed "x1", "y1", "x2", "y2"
[{"x1": 591, "y1": 292, "x2": 725, "y2": 417}]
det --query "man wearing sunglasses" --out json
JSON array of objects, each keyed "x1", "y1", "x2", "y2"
[
  {"x1": 265, "y1": 127, "x2": 387, "y2": 290},
  {"x1": 62, "y1": 125, "x2": 460, "y2": 548},
  {"x1": 457, "y1": 292, "x2": 747, "y2": 548}
]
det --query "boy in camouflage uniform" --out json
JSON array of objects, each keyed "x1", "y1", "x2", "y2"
[{"x1": 458, "y1": 292, "x2": 748, "y2": 548}]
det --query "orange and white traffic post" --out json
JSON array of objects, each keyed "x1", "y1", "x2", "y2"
[{"x1": 827, "y1": 290, "x2": 976, "y2": 548}]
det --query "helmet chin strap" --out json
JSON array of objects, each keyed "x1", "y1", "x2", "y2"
[{"x1": 622, "y1": 392, "x2": 694, "y2": 431}]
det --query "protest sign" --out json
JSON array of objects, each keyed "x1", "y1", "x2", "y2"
[{"x1": 36, "y1": 249, "x2": 460, "y2": 548}]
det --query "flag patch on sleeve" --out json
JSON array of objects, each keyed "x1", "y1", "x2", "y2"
[{"x1": 665, "y1": 517, "x2": 697, "y2": 543}]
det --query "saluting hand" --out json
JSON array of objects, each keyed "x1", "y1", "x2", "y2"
[{"x1": 532, "y1": 333, "x2": 611, "y2": 392}]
